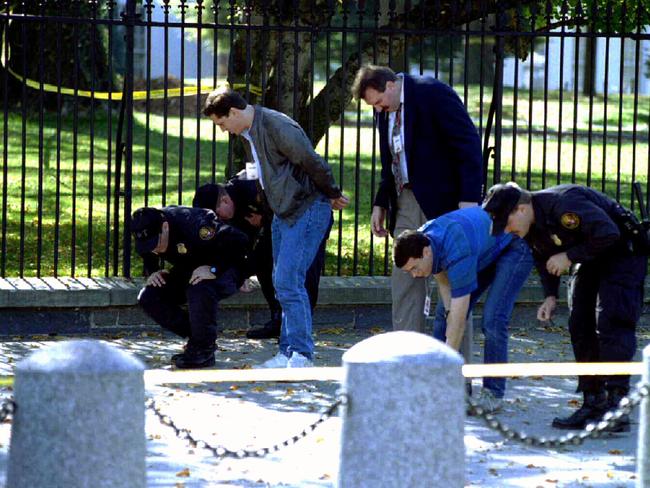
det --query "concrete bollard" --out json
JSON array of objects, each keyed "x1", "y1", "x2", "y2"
[
  {"x1": 338, "y1": 331, "x2": 465, "y2": 488},
  {"x1": 7, "y1": 340, "x2": 146, "y2": 488},
  {"x1": 637, "y1": 344, "x2": 650, "y2": 487}
]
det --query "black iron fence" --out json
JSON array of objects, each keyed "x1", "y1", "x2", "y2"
[{"x1": 1, "y1": 0, "x2": 650, "y2": 278}]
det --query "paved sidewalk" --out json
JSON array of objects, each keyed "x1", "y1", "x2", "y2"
[{"x1": 0, "y1": 323, "x2": 648, "y2": 487}]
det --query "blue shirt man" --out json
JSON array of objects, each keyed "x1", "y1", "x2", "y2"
[{"x1": 394, "y1": 207, "x2": 533, "y2": 408}]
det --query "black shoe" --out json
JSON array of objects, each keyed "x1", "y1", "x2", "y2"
[
  {"x1": 552, "y1": 391, "x2": 607, "y2": 430},
  {"x1": 246, "y1": 319, "x2": 281, "y2": 339},
  {"x1": 603, "y1": 387, "x2": 631, "y2": 433},
  {"x1": 173, "y1": 349, "x2": 216, "y2": 369}
]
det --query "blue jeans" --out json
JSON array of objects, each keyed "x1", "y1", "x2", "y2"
[
  {"x1": 272, "y1": 198, "x2": 332, "y2": 360},
  {"x1": 434, "y1": 236, "x2": 533, "y2": 398}
]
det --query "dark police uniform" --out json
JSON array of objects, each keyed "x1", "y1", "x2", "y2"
[
  {"x1": 193, "y1": 174, "x2": 332, "y2": 338},
  {"x1": 526, "y1": 185, "x2": 646, "y2": 398},
  {"x1": 133, "y1": 205, "x2": 249, "y2": 366},
  {"x1": 484, "y1": 183, "x2": 648, "y2": 430}
]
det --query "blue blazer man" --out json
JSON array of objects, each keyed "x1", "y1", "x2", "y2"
[
  {"x1": 353, "y1": 65, "x2": 483, "y2": 333},
  {"x1": 373, "y1": 74, "x2": 483, "y2": 234}
]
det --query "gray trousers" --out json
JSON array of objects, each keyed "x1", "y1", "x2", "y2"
[{"x1": 391, "y1": 189, "x2": 428, "y2": 333}]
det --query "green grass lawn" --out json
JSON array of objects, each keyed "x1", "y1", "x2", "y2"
[{"x1": 1, "y1": 85, "x2": 650, "y2": 277}]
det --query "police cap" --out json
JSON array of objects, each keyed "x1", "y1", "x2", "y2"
[
  {"x1": 131, "y1": 207, "x2": 165, "y2": 255},
  {"x1": 482, "y1": 182, "x2": 522, "y2": 235}
]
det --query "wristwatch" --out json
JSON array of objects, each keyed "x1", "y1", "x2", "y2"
[{"x1": 210, "y1": 266, "x2": 217, "y2": 274}]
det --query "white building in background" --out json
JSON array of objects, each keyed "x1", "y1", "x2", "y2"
[{"x1": 503, "y1": 31, "x2": 650, "y2": 95}]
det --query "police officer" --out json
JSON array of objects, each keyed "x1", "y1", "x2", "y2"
[
  {"x1": 192, "y1": 174, "x2": 331, "y2": 339},
  {"x1": 483, "y1": 182, "x2": 648, "y2": 431},
  {"x1": 131, "y1": 205, "x2": 249, "y2": 368}
]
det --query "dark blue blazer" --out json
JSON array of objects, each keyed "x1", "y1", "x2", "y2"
[{"x1": 373, "y1": 75, "x2": 483, "y2": 235}]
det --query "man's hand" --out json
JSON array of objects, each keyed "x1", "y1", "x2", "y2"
[
  {"x1": 458, "y1": 201, "x2": 478, "y2": 209},
  {"x1": 546, "y1": 252, "x2": 571, "y2": 276},
  {"x1": 331, "y1": 194, "x2": 350, "y2": 210},
  {"x1": 189, "y1": 265, "x2": 217, "y2": 285},
  {"x1": 371, "y1": 205, "x2": 389, "y2": 238},
  {"x1": 146, "y1": 270, "x2": 169, "y2": 287},
  {"x1": 537, "y1": 296, "x2": 557, "y2": 321},
  {"x1": 245, "y1": 212, "x2": 263, "y2": 228}
]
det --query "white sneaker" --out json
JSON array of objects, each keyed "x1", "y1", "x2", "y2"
[
  {"x1": 254, "y1": 352, "x2": 289, "y2": 369},
  {"x1": 287, "y1": 352, "x2": 313, "y2": 368}
]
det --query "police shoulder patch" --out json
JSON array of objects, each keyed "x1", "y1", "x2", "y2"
[
  {"x1": 199, "y1": 225, "x2": 216, "y2": 240},
  {"x1": 560, "y1": 212, "x2": 580, "y2": 230}
]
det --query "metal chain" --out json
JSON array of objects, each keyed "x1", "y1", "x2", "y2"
[
  {"x1": 0, "y1": 398, "x2": 15, "y2": 423},
  {"x1": 146, "y1": 391, "x2": 347, "y2": 460},
  {"x1": 467, "y1": 381, "x2": 650, "y2": 448}
]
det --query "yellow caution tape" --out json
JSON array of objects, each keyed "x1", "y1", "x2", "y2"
[
  {"x1": 1, "y1": 17, "x2": 261, "y2": 100},
  {"x1": 0, "y1": 362, "x2": 644, "y2": 388}
]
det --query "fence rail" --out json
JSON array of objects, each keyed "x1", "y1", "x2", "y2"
[{"x1": 1, "y1": 0, "x2": 650, "y2": 278}]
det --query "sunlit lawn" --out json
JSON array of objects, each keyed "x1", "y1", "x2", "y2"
[{"x1": 1, "y1": 85, "x2": 650, "y2": 277}]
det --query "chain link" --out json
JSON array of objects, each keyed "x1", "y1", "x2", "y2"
[
  {"x1": 147, "y1": 391, "x2": 347, "y2": 460},
  {"x1": 467, "y1": 381, "x2": 650, "y2": 448},
  {"x1": 0, "y1": 398, "x2": 15, "y2": 423}
]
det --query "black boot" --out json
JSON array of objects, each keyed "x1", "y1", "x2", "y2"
[
  {"x1": 173, "y1": 347, "x2": 216, "y2": 369},
  {"x1": 552, "y1": 391, "x2": 607, "y2": 430},
  {"x1": 246, "y1": 310, "x2": 281, "y2": 339},
  {"x1": 604, "y1": 387, "x2": 631, "y2": 433}
]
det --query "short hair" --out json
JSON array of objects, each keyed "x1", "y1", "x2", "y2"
[
  {"x1": 351, "y1": 65, "x2": 398, "y2": 100},
  {"x1": 394, "y1": 230, "x2": 430, "y2": 268},
  {"x1": 192, "y1": 183, "x2": 226, "y2": 211},
  {"x1": 203, "y1": 87, "x2": 248, "y2": 118}
]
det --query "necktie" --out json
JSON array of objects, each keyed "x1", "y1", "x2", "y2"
[{"x1": 391, "y1": 104, "x2": 404, "y2": 195}]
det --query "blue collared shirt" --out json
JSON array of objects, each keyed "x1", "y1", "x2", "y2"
[{"x1": 419, "y1": 207, "x2": 513, "y2": 298}]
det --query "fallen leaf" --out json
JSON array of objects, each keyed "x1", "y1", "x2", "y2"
[
  {"x1": 609, "y1": 449, "x2": 623, "y2": 455},
  {"x1": 229, "y1": 385, "x2": 239, "y2": 391},
  {"x1": 567, "y1": 399, "x2": 580, "y2": 407},
  {"x1": 489, "y1": 468, "x2": 498, "y2": 476},
  {"x1": 176, "y1": 468, "x2": 190, "y2": 477},
  {"x1": 369, "y1": 327, "x2": 383, "y2": 335},
  {"x1": 607, "y1": 471, "x2": 614, "y2": 479},
  {"x1": 251, "y1": 386, "x2": 265, "y2": 392}
]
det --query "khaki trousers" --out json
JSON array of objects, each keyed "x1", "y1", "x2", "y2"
[{"x1": 391, "y1": 189, "x2": 428, "y2": 332}]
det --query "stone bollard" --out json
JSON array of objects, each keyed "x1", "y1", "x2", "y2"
[
  {"x1": 338, "y1": 331, "x2": 465, "y2": 488},
  {"x1": 637, "y1": 343, "x2": 650, "y2": 487},
  {"x1": 7, "y1": 340, "x2": 146, "y2": 488}
]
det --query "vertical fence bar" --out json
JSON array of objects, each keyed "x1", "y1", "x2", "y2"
[
  {"x1": 556, "y1": 1, "x2": 567, "y2": 185},
  {"x1": 71, "y1": 0, "x2": 81, "y2": 276},
  {"x1": 541, "y1": 0, "x2": 551, "y2": 187},
  {"x1": 601, "y1": 1, "x2": 612, "y2": 194},
  {"x1": 178, "y1": 0, "x2": 186, "y2": 204},
  {"x1": 492, "y1": 7, "x2": 505, "y2": 185},
  {"x1": 121, "y1": 0, "x2": 137, "y2": 277},
  {"x1": 105, "y1": 0, "x2": 115, "y2": 276},
  {"x1": 352, "y1": 1, "x2": 363, "y2": 275},
  {"x1": 162, "y1": 0, "x2": 170, "y2": 206},
  {"x1": 526, "y1": 4, "x2": 536, "y2": 189},
  {"x1": 144, "y1": 0, "x2": 153, "y2": 206},
  {"x1": 586, "y1": 1, "x2": 596, "y2": 187},
  {"x1": 511, "y1": 4, "x2": 523, "y2": 181},
  {"x1": 195, "y1": 0, "x2": 204, "y2": 191},
  {"x1": 19, "y1": 5, "x2": 27, "y2": 276},
  {"x1": 630, "y1": 0, "x2": 641, "y2": 210},
  {"x1": 615, "y1": 1, "x2": 627, "y2": 202},
  {"x1": 1, "y1": 1, "x2": 9, "y2": 277},
  {"x1": 571, "y1": 2, "x2": 582, "y2": 184},
  {"x1": 337, "y1": 0, "x2": 349, "y2": 276},
  {"x1": 55, "y1": 0, "x2": 64, "y2": 276},
  {"x1": 36, "y1": 1, "x2": 45, "y2": 277},
  {"x1": 87, "y1": 0, "x2": 98, "y2": 276}
]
